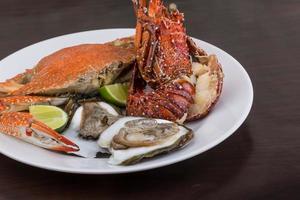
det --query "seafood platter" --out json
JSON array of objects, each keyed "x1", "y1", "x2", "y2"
[{"x1": 0, "y1": 0, "x2": 253, "y2": 172}]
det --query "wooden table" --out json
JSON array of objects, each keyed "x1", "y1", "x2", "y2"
[{"x1": 0, "y1": 0, "x2": 299, "y2": 199}]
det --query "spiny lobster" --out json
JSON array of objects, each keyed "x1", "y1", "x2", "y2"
[{"x1": 127, "y1": 0, "x2": 224, "y2": 123}]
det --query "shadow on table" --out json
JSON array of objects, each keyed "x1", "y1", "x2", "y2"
[{"x1": 0, "y1": 124, "x2": 253, "y2": 200}]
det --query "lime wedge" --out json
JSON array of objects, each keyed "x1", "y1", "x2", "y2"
[
  {"x1": 98, "y1": 83, "x2": 129, "y2": 107},
  {"x1": 29, "y1": 105, "x2": 68, "y2": 133}
]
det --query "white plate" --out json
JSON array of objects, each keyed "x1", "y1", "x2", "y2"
[{"x1": 0, "y1": 29, "x2": 253, "y2": 174}]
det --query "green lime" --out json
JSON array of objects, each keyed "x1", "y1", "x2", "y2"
[
  {"x1": 98, "y1": 83, "x2": 129, "y2": 106},
  {"x1": 29, "y1": 105, "x2": 68, "y2": 133}
]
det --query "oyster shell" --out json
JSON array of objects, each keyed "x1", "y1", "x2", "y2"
[
  {"x1": 98, "y1": 117, "x2": 193, "y2": 165},
  {"x1": 72, "y1": 101, "x2": 120, "y2": 139}
]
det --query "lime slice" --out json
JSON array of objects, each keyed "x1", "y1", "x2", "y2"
[
  {"x1": 98, "y1": 83, "x2": 129, "y2": 106},
  {"x1": 29, "y1": 105, "x2": 68, "y2": 133}
]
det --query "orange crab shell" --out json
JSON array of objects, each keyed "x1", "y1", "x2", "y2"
[{"x1": 1, "y1": 37, "x2": 135, "y2": 96}]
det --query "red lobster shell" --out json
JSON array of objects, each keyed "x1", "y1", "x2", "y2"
[{"x1": 127, "y1": 0, "x2": 224, "y2": 123}]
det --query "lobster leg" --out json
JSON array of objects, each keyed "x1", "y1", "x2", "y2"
[
  {"x1": 137, "y1": 24, "x2": 159, "y2": 83},
  {"x1": 132, "y1": 0, "x2": 147, "y2": 48},
  {"x1": 187, "y1": 37, "x2": 207, "y2": 57}
]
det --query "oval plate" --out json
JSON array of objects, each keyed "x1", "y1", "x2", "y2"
[{"x1": 0, "y1": 29, "x2": 253, "y2": 174}]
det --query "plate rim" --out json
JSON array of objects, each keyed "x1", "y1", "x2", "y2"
[{"x1": 0, "y1": 28, "x2": 253, "y2": 174}]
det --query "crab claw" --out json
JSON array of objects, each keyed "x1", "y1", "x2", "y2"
[
  {"x1": 0, "y1": 112, "x2": 79, "y2": 152},
  {"x1": 0, "y1": 96, "x2": 68, "y2": 114}
]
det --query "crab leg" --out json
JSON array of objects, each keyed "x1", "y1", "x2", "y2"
[
  {"x1": 0, "y1": 69, "x2": 34, "y2": 95},
  {"x1": 0, "y1": 112, "x2": 79, "y2": 152},
  {"x1": 0, "y1": 81, "x2": 23, "y2": 96},
  {"x1": 0, "y1": 96, "x2": 68, "y2": 114}
]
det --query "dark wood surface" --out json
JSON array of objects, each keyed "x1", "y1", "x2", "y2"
[{"x1": 0, "y1": 0, "x2": 299, "y2": 199}]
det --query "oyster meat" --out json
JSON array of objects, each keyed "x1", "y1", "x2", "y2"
[
  {"x1": 71, "y1": 101, "x2": 120, "y2": 139},
  {"x1": 98, "y1": 117, "x2": 193, "y2": 165}
]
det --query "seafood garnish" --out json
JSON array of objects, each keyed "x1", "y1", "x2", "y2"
[
  {"x1": 128, "y1": 0, "x2": 223, "y2": 122},
  {"x1": 0, "y1": 112, "x2": 79, "y2": 152},
  {"x1": 79, "y1": 102, "x2": 120, "y2": 139},
  {"x1": 98, "y1": 117, "x2": 193, "y2": 165}
]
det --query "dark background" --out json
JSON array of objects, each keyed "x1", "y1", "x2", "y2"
[{"x1": 0, "y1": 0, "x2": 299, "y2": 199}]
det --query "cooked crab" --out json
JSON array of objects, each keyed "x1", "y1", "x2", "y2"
[
  {"x1": 0, "y1": 95, "x2": 67, "y2": 113},
  {"x1": 127, "y1": 0, "x2": 223, "y2": 123},
  {"x1": 0, "y1": 37, "x2": 135, "y2": 96},
  {"x1": 0, "y1": 37, "x2": 136, "y2": 152}
]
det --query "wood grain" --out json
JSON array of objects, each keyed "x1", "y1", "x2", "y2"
[{"x1": 0, "y1": 0, "x2": 299, "y2": 199}]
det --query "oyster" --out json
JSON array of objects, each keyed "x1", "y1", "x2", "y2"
[
  {"x1": 98, "y1": 117, "x2": 193, "y2": 165},
  {"x1": 72, "y1": 101, "x2": 120, "y2": 139}
]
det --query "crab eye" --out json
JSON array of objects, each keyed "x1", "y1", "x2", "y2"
[{"x1": 25, "y1": 127, "x2": 33, "y2": 136}]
